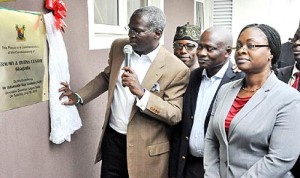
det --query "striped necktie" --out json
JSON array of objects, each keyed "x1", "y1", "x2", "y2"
[{"x1": 292, "y1": 72, "x2": 300, "y2": 89}]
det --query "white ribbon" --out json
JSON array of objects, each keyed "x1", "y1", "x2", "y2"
[{"x1": 44, "y1": 13, "x2": 82, "y2": 144}]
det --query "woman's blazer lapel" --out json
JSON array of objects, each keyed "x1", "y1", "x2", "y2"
[
  {"x1": 216, "y1": 80, "x2": 241, "y2": 142},
  {"x1": 227, "y1": 73, "x2": 278, "y2": 139}
]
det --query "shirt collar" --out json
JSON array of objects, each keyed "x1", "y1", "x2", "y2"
[
  {"x1": 292, "y1": 64, "x2": 300, "y2": 77},
  {"x1": 133, "y1": 45, "x2": 161, "y2": 63}
]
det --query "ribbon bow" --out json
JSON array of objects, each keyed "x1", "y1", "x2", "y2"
[{"x1": 45, "y1": 0, "x2": 67, "y2": 31}]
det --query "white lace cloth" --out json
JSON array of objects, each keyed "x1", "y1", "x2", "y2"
[{"x1": 44, "y1": 13, "x2": 82, "y2": 144}]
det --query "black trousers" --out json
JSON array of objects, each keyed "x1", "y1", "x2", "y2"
[
  {"x1": 184, "y1": 153, "x2": 204, "y2": 178},
  {"x1": 101, "y1": 126, "x2": 129, "y2": 178}
]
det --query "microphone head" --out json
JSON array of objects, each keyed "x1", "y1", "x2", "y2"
[{"x1": 123, "y1": 44, "x2": 133, "y2": 54}]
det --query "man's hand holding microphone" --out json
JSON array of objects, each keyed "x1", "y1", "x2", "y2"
[{"x1": 121, "y1": 44, "x2": 144, "y2": 99}]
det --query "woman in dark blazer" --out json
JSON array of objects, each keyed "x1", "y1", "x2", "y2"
[{"x1": 204, "y1": 24, "x2": 300, "y2": 178}]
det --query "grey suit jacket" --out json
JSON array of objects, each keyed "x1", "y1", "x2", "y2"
[
  {"x1": 77, "y1": 38, "x2": 189, "y2": 178},
  {"x1": 204, "y1": 72, "x2": 300, "y2": 178},
  {"x1": 277, "y1": 65, "x2": 300, "y2": 177}
]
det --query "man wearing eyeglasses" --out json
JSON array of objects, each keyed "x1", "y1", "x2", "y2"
[
  {"x1": 169, "y1": 26, "x2": 244, "y2": 178},
  {"x1": 277, "y1": 22, "x2": 300, "y2": 178},
  {"x1": 58, "y1": 6, "x2": 189, "y2": 178},
  {"x1": 173, "y1": 23, "x2": 201, "y2": 72}
]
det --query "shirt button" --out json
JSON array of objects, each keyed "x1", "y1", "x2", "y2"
[
  {"x1": 185, "y1": 136, "x2": 189, "y2": 140},
  {"x1": 181, "y1": 156, "x2": 186, "y2": 160},
  {"x1": 191, "y1": 115, "x2": 194, "y2": 120}
]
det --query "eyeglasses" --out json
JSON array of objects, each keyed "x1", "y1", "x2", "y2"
[
  {"x1": 125, "y1": 26, "x2": 153, "y2": 37},
  {"x1": 173, "y1": 43, "x2": 198, "y2": 51},
  {"x1": 197, "y1": 45, "x2": 218, "y2": 52},
  {"x1": 235, "y1": 43, "x2": 269, "y2": 51}
]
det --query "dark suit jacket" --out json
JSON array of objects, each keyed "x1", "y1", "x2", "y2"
[
  {"x1": 277, "y1": 42, "x2": 295, "y2": 68},
  {"x1": 277, "y1": 65, "x2": 293, "y2": 83},
  {"x1": 277, "y1": 65, "x2": 300, "y2": 91},
  {"x1": 169, "y1": 62, "x2": 245, "y2": 178},
  {"x1": 277, "y1": 65, "x2": 300, "y2": 177}
]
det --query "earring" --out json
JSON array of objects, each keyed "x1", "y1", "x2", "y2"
[{"x1": 268, "y1": 55, "x2": 273, "y2": 61}]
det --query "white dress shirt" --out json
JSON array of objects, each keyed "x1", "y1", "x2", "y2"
[
  {"x1": 109, "y1": 45, "x2": 160, "y2": 134},
  {"x1": 288, "y1": 64, "x2": 300, "y2": 86},
  {"x1": 189, "y1": 61, "x2": 229, "y2": 157}
]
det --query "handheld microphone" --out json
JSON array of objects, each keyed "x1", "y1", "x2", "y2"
[{"x1": 123, "y1": 44, "x2": 133, "y2": 67}]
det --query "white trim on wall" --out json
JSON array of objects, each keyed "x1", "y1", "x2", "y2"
[{"x1": 88, "y1": 0, "x2": 164, "y2": 50}]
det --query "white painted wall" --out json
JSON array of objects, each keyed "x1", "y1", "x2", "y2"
[{"x1": 232, "y1": 0, "x2": 300, "y2": 44}]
